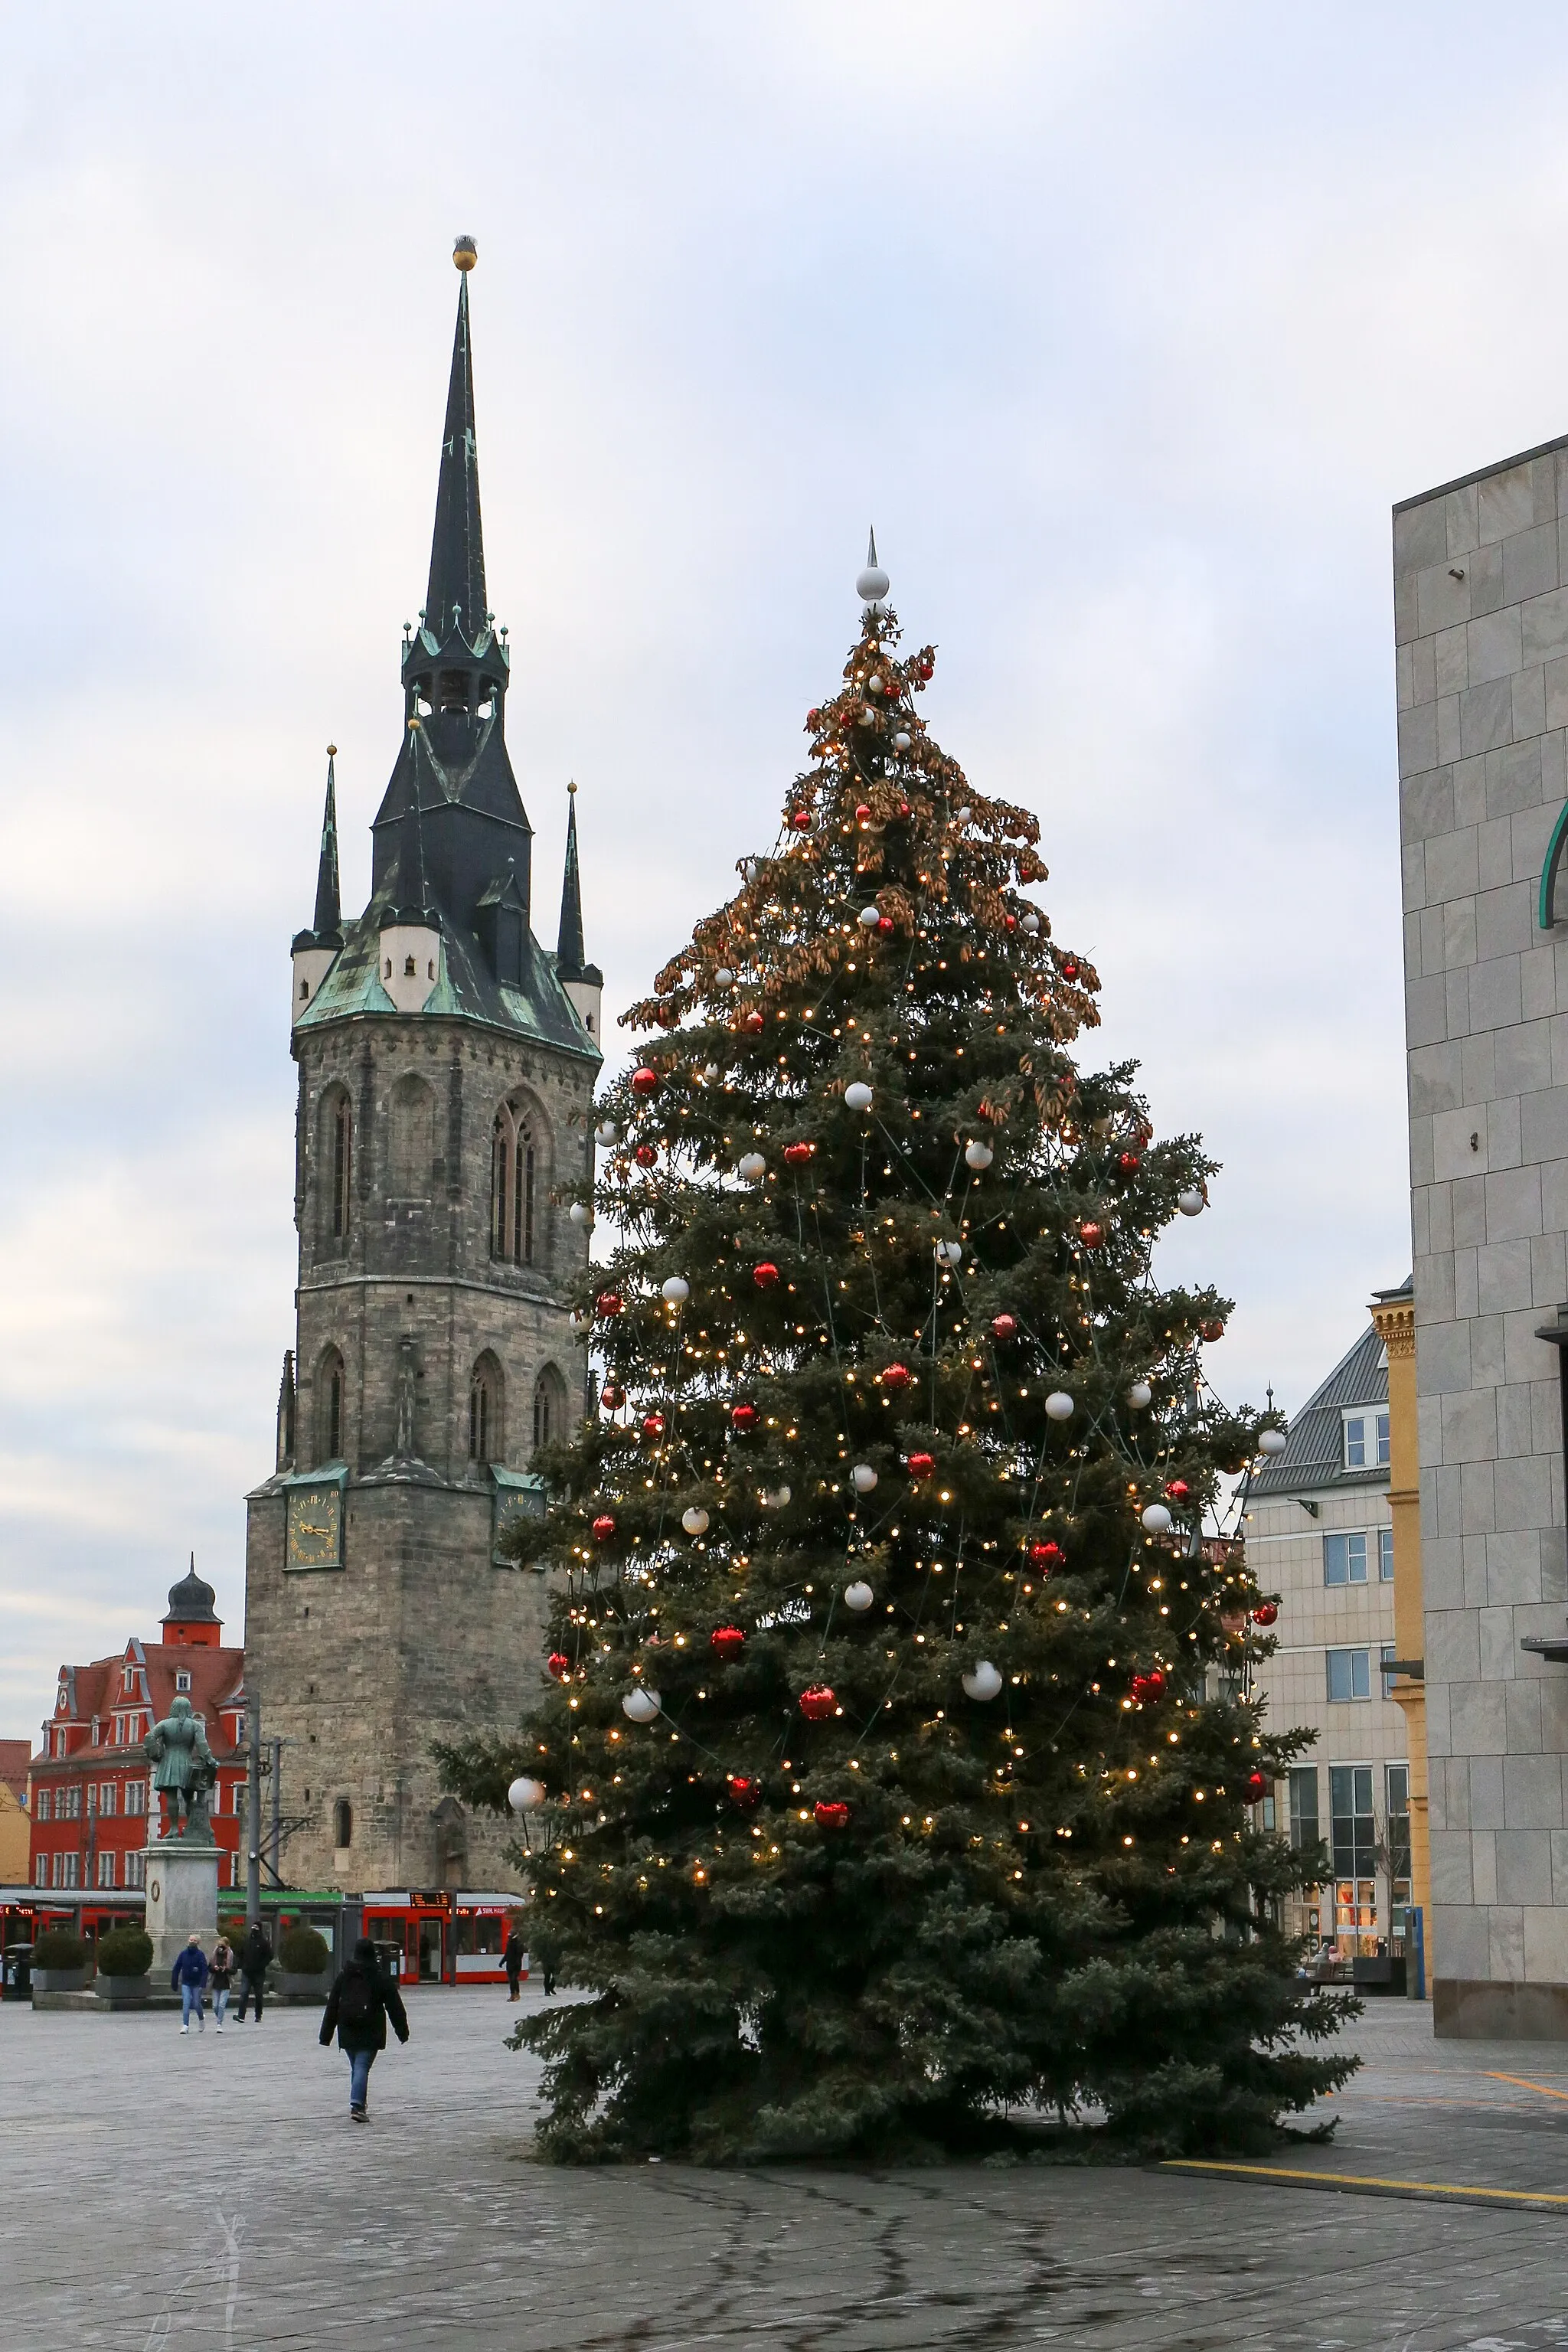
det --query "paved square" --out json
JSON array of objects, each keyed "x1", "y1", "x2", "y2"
[{"x1": 7, "y1": 1988, "x2": 1568, "y2": 2348}]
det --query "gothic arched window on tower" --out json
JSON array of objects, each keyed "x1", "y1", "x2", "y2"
[
  {"x1": 469, "y1": 1354, "x2": 504, "y2": 1464},
  {"x1": 320, "y1": 1089, "x2": 353, "y2": 1245},
  {"x1": 533, "y1": 1365, "x2": 567, "y2": 1456},
  {"x1": 317, "y1": 1347, "x2": 345, "y2": 1465},
  {"x1": 334, "y1": 1798, "x2": 353, "y2": 1850},
  {"x1": 490, "y1": 1098, "x2": 544, "y2": 1266}
]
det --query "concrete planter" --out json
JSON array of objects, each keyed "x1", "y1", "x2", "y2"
[
  {"x1": 32, "y1": 1967, "x2": 90, "y2": 1995},
  {"x1": 279, "y1": 1970, "x2": 332, "y2": 2004},
  {"x1": 96, "y1": 1975, "x2": 152, "y2": 2007}
]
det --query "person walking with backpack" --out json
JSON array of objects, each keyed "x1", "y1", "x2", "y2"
[
  {"x1": 235, "y1": 1921, "x2": 271, "y2": 2021},
  {"x1": 171, "y1": 1934, "x2": 209, "y2": 2034},
  {"x1": 319, "y1": 1936, "x2": 409, "y2": 2122},
  {"x1": 208, "y1": 1934, "x2": 235, "y2": 2030}
]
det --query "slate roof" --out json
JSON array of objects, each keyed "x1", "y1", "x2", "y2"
[
  {"x1": 34, "y1": 1642, "x2": 247, "y2": 1775},
  {"x1": 1249, "y1": 1310, "x2": 1396, "y2": 1499}
]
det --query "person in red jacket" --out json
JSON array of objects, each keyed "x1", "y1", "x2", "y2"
[{"x1": 319, "y1": 1938, "x2": 410, "y2": 2121}]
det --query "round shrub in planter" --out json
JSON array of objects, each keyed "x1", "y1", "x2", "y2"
[
  {"x1": 278, "y1": 1924, "x2": 332, "y2": 2001},
  {"x1": 95, "y1": 1927, "x2": 153, "y2": 2005},
  {"x1": 31, "y1": 1928, "x2": 90, "y2": 1994}
]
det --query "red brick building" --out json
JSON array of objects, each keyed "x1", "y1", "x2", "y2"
[{"x1": 28, "y1": 1565, "x2": 248, "y2": 1893}]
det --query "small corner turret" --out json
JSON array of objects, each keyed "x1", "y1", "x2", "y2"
[
  {"x1": 292, "y1": 746, "x2": 345, "y2": 1022},
  {"x1": 554, "y1": 782, "x2": 603, "y2": 1041}
]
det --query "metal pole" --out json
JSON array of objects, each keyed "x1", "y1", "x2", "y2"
[
  {"x1": 270, "y1": 1740, "x2": 282, "y2": 1884},
  {"x1": 246, "y1": 1668, "x2": 262, "y2": 1932}
]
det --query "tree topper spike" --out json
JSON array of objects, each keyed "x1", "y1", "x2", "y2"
[{"x1": 867, "y1": 526, "x2": 878, "y2": 567}]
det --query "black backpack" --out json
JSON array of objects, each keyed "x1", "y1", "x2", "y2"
[{"x1": 336, "y1": 1966, "x2": 381, "y2": 2030}]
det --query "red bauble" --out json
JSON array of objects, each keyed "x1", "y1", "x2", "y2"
[
  {"x1": 815, "y1": 1800, "x2": 851, "y2": 1828},
  {"x1": 1004, "y1": 914, "x2": 1017, "y2": 932},
  {"x1": 799, "y1": 1685, "x2": 837, "y2": 1720},
  {"x1": 897, "y1": 800, "x2": 911, "y2": 817},
  {"x1": 1079, "y1": 1221, "x2": 1105, "y2": 1248},
  {"x1": 641, "y1": 1413, "x2": 665, "y2": 1438},
  {"x1": 730, "y1": 1403, "x2": 758, "y2": 1432},
  {"x1": 596, "y1": 1291, "x2": 623, "y2": 1317},
  {"x1": 806, "y1": 708, "x2": 820, "y2": 727},
  {"x1": 991, "y1": 1313, "x2": 1018, "y2": 1341},
  {"x1": 1130, "y1": 1668, "x2": 1166, "y2": 1704},
  {"x1": 1244, "y1": 1769, "x2": 1269, "y2": 1802},
  {"x1": 592, "y1": 1514, "x2": 616, "y2": 1542},
  {"x1": 1118, "y1": 1152, "x2": 1141, "y2": 1173},
  {"x1": 634, "y1": 1144, "x2": 657, "y2": 1167},
  {"x1": 789, "y1": 807, "x2": 812, "y2": 831},
  {"x1": 1165, "y1": 1478, "x2": 1190, "y2": 1501},
  {"x1": 632, "y1": 1067, "x2": 659, "y2": 1096},
  {"x1": 906, "y1": 1451, "x2": 936, "y2": 1478},
  {"x1": 854, "y1": 802, "x2": 872, "y2": 824},
  {"x1": 880, "y1": 1362, "x2": 913, "y2": 1392},
  {"x1": 727, "y1": 1774, "x2": 760, "y2": 1810},
  {"x1": 547, "y1": 1652, "x2": 570, "y2": 1681},
  {"x1": 784, "y1": 1141, "x2": 815, "y2": 1166},
  {"x1": 917, "y1": 661, "x2": 933, "y2": 681},
  {"x1": 1061, "y1": 958, "x2": 1080, "y2": 980},
  {"x1": 1029, "y1": 1540, "x2": 1063, "y2": 1567},
  {"x1": 877, "y1": 914, "x2": 894, "y2": 934},
  {"x1": 1252, "y1": 1601, "x2": 1279, "y2": 1628},
  {"x1": 710, "y1": 1625, "x2": 745, "y2": 1657},
  {"x1": 1199, "y1": 1318, "x2": 1225, "y2": 1343},
  {"x1": 600, "y1": 1382, "x2": 626, "y2": 1410},
  {"x1": 753, "y1": 1262, "x2": 780, "y2": 1289},
  {"x1": 743, "y1": 1011, "x2": 766, "y2": 1034}
]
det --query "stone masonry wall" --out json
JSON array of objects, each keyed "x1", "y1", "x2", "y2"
[{"x1": 1396, "y1": 439, "x2": 1568, "y2": 2024}]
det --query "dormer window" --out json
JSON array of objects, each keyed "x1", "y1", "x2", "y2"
[
  {"x1": 404, "y1": 954, "x2": 416, "y2": 977},
  {"x1": 175, "y1": 1671, "x2": 191, "y2": 1694},
  {"x1": 1343, "y1": 1410, "x2": 1390, "y2": 1471}
]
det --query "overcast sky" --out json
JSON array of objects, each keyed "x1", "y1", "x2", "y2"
[{"x1": 5, "y1": 4, "x2": 1567, "y2": 1737}]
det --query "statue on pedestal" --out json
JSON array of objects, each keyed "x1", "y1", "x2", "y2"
[{"x1": 143, "y1": 1695, "x2": 219, "y2": 1845}]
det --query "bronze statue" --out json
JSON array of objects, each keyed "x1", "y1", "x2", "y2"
[{"x1": 143, "y1": 1694, "x2": 218, "y2": 1844}]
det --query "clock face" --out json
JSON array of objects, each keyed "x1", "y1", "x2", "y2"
[{"x1": 286, "y1": 1485, "x2": 344, "y2": 1570}]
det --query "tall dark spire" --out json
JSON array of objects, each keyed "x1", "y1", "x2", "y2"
[
  {"x1": 423, "y1": 243, "x2": 486, "y2": 645},
  {"x1": 557, "y1": 782, "x2": 587, "y2": 979},
  {"x1": 312, "y1": 746, "x2": 343, "y2": 945}
]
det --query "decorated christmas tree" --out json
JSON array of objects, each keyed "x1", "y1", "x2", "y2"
[{"x1": 439, "y1": 540, "x2": 1354, "y2": 2163}]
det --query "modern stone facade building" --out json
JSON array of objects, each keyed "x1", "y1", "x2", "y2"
[
  {"x1": 1246, "y1": 1311, "x2": 1410, "y2": 1967},
  {"x1": 1396, "y1": 436, "x2": 1568, "y2": 2034},
  {"x1": 245, "y1": 245, "x2": 602, "y2": 1896}
]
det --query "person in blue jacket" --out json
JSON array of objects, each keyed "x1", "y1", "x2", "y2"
[{"x1": 171, "y1": 1934, "x2": 209, "y2": 2034}]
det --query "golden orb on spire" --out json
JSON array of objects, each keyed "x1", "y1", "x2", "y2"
[
  {"x1": 453, "y1": 235, "x2": 477, "y2": 271},
  {"x1": 326, "y1": 742, "x2": 338, "y2": 757}
]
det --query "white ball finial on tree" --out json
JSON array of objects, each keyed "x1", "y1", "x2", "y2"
[{"x1": 856, "y1": 525, "x2": 890, "y2": 607}]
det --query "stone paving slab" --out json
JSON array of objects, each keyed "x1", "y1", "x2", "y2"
[{"x1": 7, "y1": 1989, "x2": 1568, "y2": 2348}]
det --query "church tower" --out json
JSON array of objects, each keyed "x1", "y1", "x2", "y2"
[{"x1": 246, "y1": 240, "x2": 601, "y2": 1895}]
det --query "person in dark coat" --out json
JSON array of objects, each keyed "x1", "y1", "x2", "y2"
[
  {"x1": 235, "y1": 1922, "x2": 272, "y2": 2022},
  {"x1": 171, "y1": 1934, "x2": 209, "y2": 2034},
  {"x1": 503, "y1": 1923, "x2": 525, "y2": 2003},
  {"x1": 320, "y1": 1936, "x2": 410, "y2": 2121}
]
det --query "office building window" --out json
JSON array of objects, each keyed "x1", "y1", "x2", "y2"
[
  {"x1": 1288, "y1": 1766, "x2": 1320, "y2": 1854},
  {"x1": 126, "y1": 1781, "x2": 146, "y2": 1817},
  {"x1": 1377, "y1": 1526, "x2": 1394, "y2": 1582},
  {"x1": 125, "y1": 1851, "x2": 144, "y2": 1889},
  {"x1": 99, "y1": 1782, "x2": 117, "y2": 1815},
  {"x1": 1324, "y1": 1532, "x2": 1369, "y2": 1586},
  {"x1": 1326, "y1": 1648, "x2": 1372, "y2": 1703},
  {"x1": 1343, "y1": 1410, "x2": 1390, "y2": 1470},
  {"x1": 97, "y1": 1851, "x2": 116, "y2": 1889},
  {"x1": 35, "y1": 1855, "x2": 49, "y2": 1887},
  {"x1": 1329, "y1": 1765, "x2": 1377, "y2": 1879}
]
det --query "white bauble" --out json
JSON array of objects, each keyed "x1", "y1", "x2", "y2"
[
  {"x1": 965, "y1": 1141, "x2": 993, "y2": 1170},
  {"x1": 702, "y1": 1063, "x2": 720, "y2": 1083},
  {"x1": 962, "y1": 1661, "x2": 1003, "y2": 1702},
  {"x1": 1021, "y1": 913, "x2": 1040, "y2": 936},
  {"x1": 844, "y1": 1579, "x2": 874, "y2": 1612},
  {"x1": 857, "y1": 561, "x2": 890, "y2": 601},
  {"x1": 1176, "y1": 1189, "x2": 1205, "y2": 1217},
  {"x1": 742, "y1": 858, "x2": 761, "y2": 881},
  {"x1": 1141, "y1": 1503, "x2": 1174, "y2": 1534},
  {"x1": 1128, "y1": 1380, "x2": 1153, "y2": 1410},
  {"x1": 738, "y1": 1152, "x2": 767, "y2": 1181},
  {"x1": 715, "y1": 968, "x2": 736, "y2": 986},
  {"x1": 622, "y1": 1687, "x2": 662, "y2": 1723},
  {"x1": 507, "y1": 1776, "x2": 546, "y2": 1813},
  {"x1": 857, "y1": 705, "x2": 875, "y2": 725},
  {"x1": 1044, "y1": 1391, "x2": 1075, "y2": 1422},
  {"x1": 893, "y1": 731, "x2": 911, "y2": 751},
  {"x1": 935, "y1": 1240, "x2": 963, "y2": 1265},
  {"x1": 955, "y1": 806, "x2": 972, "y2": 822},
  {"x1": 844, "y1": 1082, "x2": 874, "y2": 1112},
  {"x1": 867, "y1": 675, "x2": 884, "y2": 694},
  {"x1": 570, "y1": 1308, "x2": 592, "y2": 1337},
  {"x1": 569, "y1": 1202, "x2": 593, "y2": 1228},
  {"x1": 858, "y1": 906, "x2": 881, "y2": 929},
  {"x1": 851, "y1": 1463, "x2": 878, "y2": 1494},
  {"x1": 761, "y1": 1484, "x2": 792, "y2": 1510},
  {"x1": 661, "y1": 1276, "x2": 691, "y2": 1304},
  {"x1": 681, "y1": 1506, "x2": 710, "y2": 1536},
  {"x1": 1259, "y1": 1429, "x2": 1289, "y2": 1457},
  {"x1": 594, "y1": 1121, "x2": 617, "y2": 1147}
]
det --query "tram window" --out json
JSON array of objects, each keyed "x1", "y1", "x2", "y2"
[{"x1": 457, "y1": 1913, "x2": 503, "y2": 1956}]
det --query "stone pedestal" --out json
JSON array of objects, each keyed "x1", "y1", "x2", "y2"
[{"x1": 142, "y1": 1840, "x2": 219, "y2": 1979}]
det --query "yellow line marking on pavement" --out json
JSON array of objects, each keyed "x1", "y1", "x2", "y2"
[
  {"x1": 1486, "y1": 2070, "x2": 1568, "y2": 2103},
  {"x1": 1161, "y1": 2161, "x2": 1568, "y2": 2207}
]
